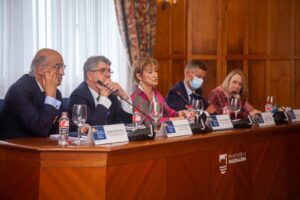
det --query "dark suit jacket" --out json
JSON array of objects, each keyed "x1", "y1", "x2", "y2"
[
  {"x1": 165, "y1": 81, "x2": 208, "y2": 111},
  {"x1": 68, "y1": 82, "x2": 132, "y2": 129},
  {"x1": 0, "y1": 74, "x2": 63, "y2": 139}
]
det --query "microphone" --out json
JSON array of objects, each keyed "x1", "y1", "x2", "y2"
[
  {"x1": 97, "y1": 80, "x2": 155, "y2": 140},
  {"x1": 175, "y1": 90, "x2": 190, "y2": 106},
  {"x1": 175, "y1": 90, "x2": 211, "y2": 134}
]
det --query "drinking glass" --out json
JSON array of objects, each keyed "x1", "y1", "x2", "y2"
[
  {"x1": 150, "y1": 102, "x2": 163, "y2": 135},
  {"x1": 230, "y1": 98, "x2": 241, "y2": 119},
  {"x1": 192, "y1": 99, "x2": 204, "y2": 123},
  {"x1": 265, "y1": 96, "x2": 275, "y2": 112},
  {"x1": 266, "y1": 96, "x2": 275, "y2": 105},
  {"x1": 72, "y1": 104, "x2": 87, "y2": 145}
]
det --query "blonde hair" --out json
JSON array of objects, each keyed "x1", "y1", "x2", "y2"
[
  {"x1": 132, "y1": 57, "x2": 159, "y2": 83},
  {"x1": 221, "y1": 69, "x2": 249, "y2": 98}
]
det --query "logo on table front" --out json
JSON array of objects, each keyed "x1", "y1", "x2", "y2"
[
  {"x1": 219, "y1": 152, "x2": 247, "y2": 174},
  {"x1": 219, "y1": 154, "x2": 228, "y2": 174}
]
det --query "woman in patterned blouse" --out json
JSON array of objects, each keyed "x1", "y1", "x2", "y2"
[{"x1": 130, "y1": 57, "x2": 185, "y2": 126}]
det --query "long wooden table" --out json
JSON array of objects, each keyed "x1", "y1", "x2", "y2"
[{"x1": 1, "y1": 123, "x2": 300, "y2": 199}]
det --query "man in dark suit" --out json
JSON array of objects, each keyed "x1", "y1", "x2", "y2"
[
  {"x1": 165, "y1": 61, "x2": 216, "y2": 114},
  {"x1": 0, "y1": 48, "x2": 65, "y2": 139},
  {"x1": 68, "y1": 56, "x2": 132, "y2": 127}
]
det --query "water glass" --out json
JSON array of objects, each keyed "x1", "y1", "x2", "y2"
[
  {"x1": 72, "y1": 104, "x2": 87, "y2": 145},
  {"x1": 150, "y1": 102, "x2": 163, "y2": 135},
  {"x1": 230, "y1": 98, "x2": 241, "y2": 119},
  {"x1": 192, "y1": 99, "x2": 204, "y2": 123}
]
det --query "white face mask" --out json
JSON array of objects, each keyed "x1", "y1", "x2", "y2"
[{"x1": 190, "y1": 76, "x2": 203, "y2": 90}]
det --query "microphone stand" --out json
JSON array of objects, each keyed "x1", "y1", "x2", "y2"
[
  {"x1": 97, "y1": 80, "x2": 155, "y2": 140},
  {"x1": 176, "y1": 90, "x2": 211, "y2": 133}
]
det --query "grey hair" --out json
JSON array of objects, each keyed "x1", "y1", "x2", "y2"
[
  {"x1": 83, "y1": 56, "x2": 111, "y2": 81},
  {"x1": 28, "y1": 56, "x2": 48, "y2": 76},
  {"x1": 185, "y1": 60, "x2": 207, "y2": 72}
]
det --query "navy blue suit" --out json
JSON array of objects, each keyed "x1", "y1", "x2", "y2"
[
  {"x1": 0, "y1": 74, "x2": 63, "y2": 139},
  {"x1": 68, "y1": 82, "x2": 132, "y2": 129},
  {"x1": 165, "y1": 81, "x2": 208, "y2": 111}
]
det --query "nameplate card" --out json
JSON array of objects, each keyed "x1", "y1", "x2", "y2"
[
  {"x1": 256, "y1": 112, "x2": 275, "y2": 127},
  {"x1": 163, "y1": 119, "x2": 192, "y2": 138},
  {"x1": 290, "y1": 109, "x2": 300, "y2": 122},
  {"x1": 91, "y1": 124, "x2": 129, "y2": 145},
  {"x1": 209, "y1": 115, "x2": 233, "y2": 131}
]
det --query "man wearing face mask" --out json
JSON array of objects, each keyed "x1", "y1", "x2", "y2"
[{"x1": 166, "y1": 61, "x2": 216, "y2": 114}]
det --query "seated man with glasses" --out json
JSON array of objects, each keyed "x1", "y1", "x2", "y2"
[
  {"x1": 68, "y1": 55, "x2": 132, "y2": 128},
  {"x1": 0, "y1": 48, "x2": 65, "y2": 139}
]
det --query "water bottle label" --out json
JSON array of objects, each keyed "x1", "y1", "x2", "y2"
[
  {"x1": 132, "y1": 113, "x2": 141, "y2": 123},
  {"x1": 265, "y1": 104, "x2": 273, "y2": 112},
  {"x1": 59, "y1": 120, "x2": 69, "y2": 128}
]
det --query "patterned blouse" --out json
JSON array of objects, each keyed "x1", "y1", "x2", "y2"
[
  {"x1": 208, "y1": 86, "x2": 254, "y2": 119},
  {"x1": 130, "y1": 85, "x2": 177, "y2": 126}
]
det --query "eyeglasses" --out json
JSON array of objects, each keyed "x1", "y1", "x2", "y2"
[
  {"x1": 51, "y1": 64, "x2": 66, "y2": 71},
  {"x1": 90, "y1": 68, "x2": 114, "y2": 74}
]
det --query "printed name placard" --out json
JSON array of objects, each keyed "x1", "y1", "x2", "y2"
[
  {"x1": 256, "y1": 112, "x2": 275, "y2": 127},
  {"x1": 290, "y1": 109, "x2": 300, "y2": 122},
  {"x1": 209, "y1": 115, "x2": 233, "y2": 131},
  {"x1": 163, "y1": 119, "x2": 192, "y2": 138},
  {"x1": 91, "y1": 124, "x2": 129, "y2": 145}
]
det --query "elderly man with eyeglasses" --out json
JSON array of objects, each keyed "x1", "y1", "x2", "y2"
[
  {"x1": 0, "y1": 48, "x2": 66, "y2": 139},
  {"x1": 67, "y1": 55, "x2": 132, "y2": 128}
]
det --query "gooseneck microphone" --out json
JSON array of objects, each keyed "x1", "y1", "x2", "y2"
[
  {"x1": 97, "y1": 80, "x2": 155, "y2": 139},
  {"x1": 175, "y1": 90, "x2": 190, "y2": 106}
]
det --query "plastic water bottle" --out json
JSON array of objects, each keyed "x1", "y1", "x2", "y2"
[
  {"x1": 58, "y1": 112, "x2": 69, "y2": 145},
  {"x1": 132, "y1": 109, "x2": 142, "y2": 130},
  {"x1": 185, "y1": 105, "x2": 195, "y2": 124}
]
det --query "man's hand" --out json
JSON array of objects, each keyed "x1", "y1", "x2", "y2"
[
  {"x1": 99, "y1": 80, "x2": 129, "y2": 100},
  {"x1": 43, "y1": 71, "x2": 57, "y2": 97},
  {"x1": 95, "y1": 81, "x2": 111, "y2": 97}
]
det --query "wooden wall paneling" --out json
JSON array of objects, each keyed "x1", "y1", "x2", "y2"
[
  {"x1": 202, "y1": 60, "x2": 217, "y2": 97},
  {"x1": 169, "y1": 0, "x2": 187, "y2": 96},
  {"x1": 290, "y1": 0, "x2": 295, "y2": 107},
  {"x1": 188, "y1": 0, "x2": 221, "y2": 86},
  {"x1": 170, "y1": 0, "x2": 186, "y2": 56},
  {"x1": 295, "y1": 0, "x2": 300, "y2": 55},
  {"x1": 155, "y1": 1, "x2": 171, "y2": 96},
  {"x1": 155, "y1": 0, "x2": 187, "y2": 96},
  {"x1": 155, "y1": 0, "x2": 170, "y2": 56},
  {"x1": 188, "y1": 0, "x2": 218, "y2": 56},
  {"x1": 217, "y1": 0, "x2": 225, "y2": 85},
  {"x1": 270, "y1": 0, "x2": 291, "y2": 55},
  {"x1": 157, "y1": 59, "x2": 170, "y2": 96},
  {"x1": 295, "y1": 60, "x2": 300, "y2": 108},
  {"x1": 171, "y1": 59, "x2": 185, "y2": 88},
  {"x1": 269, "y1": 61, "x2": 291, "y2": 106},
  {"x1": 227, "y1": 60, "x2": 243, "y2": 73},
  {"x1": 248, "y1": 0, "x2": 267, "y2": 54},
  {"x1": 225, "y1": 0, "x2": 248, "y2": 55},
  {"x1": 265, "y1": 0, "x2": 272, "y2": 99},
  {"x1": 248, "y1": 61, "x2": 266, "y2": 110}
]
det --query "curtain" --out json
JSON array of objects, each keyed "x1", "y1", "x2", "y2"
[
  {"x1": 114, "y1": 0, "x2": 157, "y2": 66},
  {"x1": 0, "y1": 0, "x2": 130, "y2": 98}
]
